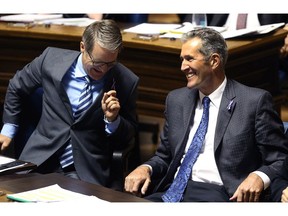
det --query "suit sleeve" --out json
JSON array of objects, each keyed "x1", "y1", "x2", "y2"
[
  {"x1": 2, "y1": 48, "x2": 48, "y2": 125},
  {"x1": 254, "y1": 91, "x2": 288, "y2": 180}
]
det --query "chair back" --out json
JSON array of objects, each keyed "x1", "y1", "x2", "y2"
[{"x1": 283, "y1": 122, "x2": 288, "y2": 137}]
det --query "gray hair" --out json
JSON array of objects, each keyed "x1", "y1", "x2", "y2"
[
  {"x1": 82, "y1": 19, "x2": 122, "y2": 53},
  {"x1": 181, "y1": 28, "x2": 228, "y2": 65}
]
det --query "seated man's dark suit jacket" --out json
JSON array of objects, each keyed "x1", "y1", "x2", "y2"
[
  {"x1": 2, "y1": 47, "x2": 139, "y2": 189},
  {"x1": 144, "y1": 79, "x2": 288, "y2": 197},
  {"x1": 270, "y1": 156, "x2": 288, "y2": 201}
]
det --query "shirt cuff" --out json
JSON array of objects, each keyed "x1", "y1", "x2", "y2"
[
  {"x1": 104, "y1": 116, "x2": 120, "y2": 134},
  {"x1": 141, "y1": 164, "x2": 153, "y2": 176},
  {"x1": 1, "y1": 123, "x2": 19, "y2": 138},
  {"x1": 253, "y1": 171, "x2": 270, "y2": 190}
]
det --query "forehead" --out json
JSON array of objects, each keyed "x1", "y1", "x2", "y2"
[
  {"x1": 181, "y1": 37, "x2": 202, "y2": 56},
  {"x1": 91, "y1": 42, "x2": 118, "y2": 61}
]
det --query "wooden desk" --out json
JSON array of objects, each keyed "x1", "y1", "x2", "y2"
[
  {"x1": 0, "y1": 173, "x2": 148, "y2": 202},
  {"x1": 0, "y1": 23, "x2": 287, "y2": 119}
]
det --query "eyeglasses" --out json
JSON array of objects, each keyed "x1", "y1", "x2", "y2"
[{"x1": 86, "y1": 50, "x2": 117, "y2": 69}]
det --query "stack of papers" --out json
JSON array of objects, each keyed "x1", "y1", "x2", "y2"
[
  {"x1": 123, "y1": 22, "x2": 286, "y2": 40},
  {"x1": 38, "y1": 18, "x2": 97, "y2": 27},
  {"x1": 0, "y1": 14, "x2": 62, "y2": 23},
  {"x1": 0, "y1": 14, "x2": 96, "y2": 27},
  {"x1": 160, "y1": 22, "x2": 227, "y2": 39},
  {"x1": 6, "y1": 184, "x2": 107, "y2": 203},
  {"x1": 221, "y1": 22, "x2": 286, "y2": 39},
  {"x1": 123, "y1": 23, "x2": 182, "y2": 35}
]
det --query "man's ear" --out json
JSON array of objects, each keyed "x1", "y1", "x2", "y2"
[
  {"x1": 80, "y1": 41, "x2": 85, "y2": 52},
  {"x1": 210, "y1": 53, "x2": 220, "y2": 69}
]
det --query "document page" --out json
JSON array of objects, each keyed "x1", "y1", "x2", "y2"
[
  {"x1": 0, "y1": 14, "x2": 63, "y2": 23},
  {"x1": 38, "y1": 18, "x2": 97, "y2": 27},
  {"x1": 221, "y1": 22, "x2": 285, "y2": 39},
  {"x1": 6, "y1": 184, "x2": 108, "y2": 203},
  {"x1": 123, "y1": 23, "x2": 182, "y2": 35}
]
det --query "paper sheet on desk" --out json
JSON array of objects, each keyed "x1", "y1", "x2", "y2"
[
  {"x1": 38, "y1": 18, "x2": 97, "y2": 27},
  {"x1": 123, "y1": 23, "x2": 182, "y2": 35},
  {"x1": 0, "y1": 14, "x2": 62, "y2": 23},
  {"x1": 159, "y1": 22, "x2": 227, "y2": 39},
  {"x1": 222, "y1": 22, "x2": 286, "y2": 39},
  {"x1": 6, "y1": 184, "x2": 108, "y2": 203}
]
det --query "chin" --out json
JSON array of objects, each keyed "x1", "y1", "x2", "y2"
[
  {"x1": 90, "y1": 72, "x2": 103, "y2": 81},
  {"x1": 187, "y1": 81, "x2": 196, "y2": 89}
]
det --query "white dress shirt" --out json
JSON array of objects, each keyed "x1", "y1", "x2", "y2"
[{"x1": 185, "y1": 77, "x2": 226, "y2": 185}]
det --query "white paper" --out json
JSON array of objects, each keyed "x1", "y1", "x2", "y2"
[
  {"x1": 0, "y1": 155, "x2": 15, "y2": 164},
  {"x1": 159, "y1": 22, "x2": 227, "y2": 39},
  {"x1": 0, "y1": 155, "x2": 28, "y2": 173},
  {"x1": 0, "y1": 14, "x2": 63, "y2": 23},
  {"x1": 221, "y1": 22, "x2": 285, "y2": 39},
  {"x1": 39, "y1": 18, "x2": 97, "y2": 27},
  {"x1": 6, "y1": 184, "x2": 108, "y2": 203},
  {"x1": 123, "y1": 23, "x2": 182, "y2": 35}
]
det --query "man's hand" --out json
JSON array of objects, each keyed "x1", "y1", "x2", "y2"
[
  {"x1": 0, "y1": 134, "x2": 12, "y2": 153},
  {"x1": 281, "y1": 187, "x2": 288, "y2": 202},
  {"x1": 230, "y1": 173, "x2": 264, "y2": 202},
  {"x1": 101, "y1": 90, "x2": 120, "y2": 122},
  {"x1": 124, "y1": 165, "x2": 152, "y2": 196},
  {"x1": 280, "y1": 34, "x2": 288, "y2": 58}
]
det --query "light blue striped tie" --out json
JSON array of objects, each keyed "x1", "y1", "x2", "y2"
[
  {"x1": 59, "y1": 76, "x2": 92, "y2": 168},
  {"x1": 162, "y1": 96, "x2": 210, "y2": 202}
]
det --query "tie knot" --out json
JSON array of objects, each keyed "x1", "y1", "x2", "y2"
[{"x1": 202, "y1": 96, "x2": 210, "y2": 106}]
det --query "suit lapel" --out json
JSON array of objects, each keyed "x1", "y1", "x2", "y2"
[
  {"x1": 53, "y1": 52, "x2": 80, "y2": 120},
  {"x1": 174, "y1": 89, "x2": 198, "y2": 163},
  {"x1": 158, "y1": 88, "x2": 198, "y2": 189},
  {"x1": 214, "y1": 79, "x2": 236, "y2": 150}
]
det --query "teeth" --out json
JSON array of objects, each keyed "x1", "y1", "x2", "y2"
[{"x1": 187, "y1": 74, "x2": 193, "y2": 78}]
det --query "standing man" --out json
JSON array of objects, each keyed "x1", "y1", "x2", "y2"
[
  {"x1": 124, "y1": 28, "x2": 288, "y2": 202},
  {"x1": 0, "y1": 19, "x2": 139, "y2": 191}
]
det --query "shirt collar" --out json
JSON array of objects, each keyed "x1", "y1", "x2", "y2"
[
  {"x1": 75, "y1": 53, "x2": 86, "y2": 79},
  {"x1": 198, "y1": 76, "x2": 227, "y2": 108}
]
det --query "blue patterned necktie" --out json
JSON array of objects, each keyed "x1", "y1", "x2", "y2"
[
  {"x1": 59, "y1": 76, "x2": 93, "y2": 168},
  {"x1": 162, "y1": 96, "x2": 210, "y2": 202}
]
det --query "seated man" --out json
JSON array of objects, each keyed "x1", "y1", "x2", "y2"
[{"x1": 124, "y1": 27, "x2": 288, "y2": 202}]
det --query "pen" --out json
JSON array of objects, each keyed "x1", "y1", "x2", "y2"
[{"x1": 111, "y1": 78, "x2": 116, "y2": 90}]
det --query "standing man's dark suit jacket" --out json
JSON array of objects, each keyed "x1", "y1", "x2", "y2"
[
  {"x1": 3, "y1": 47, "x2": 139, "y2": 188},
  {"x1": 145, "y1": 79, "x2": 288, "y2": 197},
  {"x1": 179, "y1": 14, "x2": 288, "y2": 26}
]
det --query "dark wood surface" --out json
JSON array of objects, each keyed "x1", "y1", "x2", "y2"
[
  {"x1": 0, "y1": 172, "x2": 148, "y2": 202},
  {"x1": 0, "y1": 22, "x2": 287, "y2": 119}
]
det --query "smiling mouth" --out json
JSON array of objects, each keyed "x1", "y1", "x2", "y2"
[
  {"x1": 91, "y1": 67, "x2": 103, "y2": 74},
  {"x1": 186, "y1": 73, "x2": 195, "y2": 79}
]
